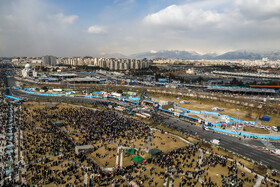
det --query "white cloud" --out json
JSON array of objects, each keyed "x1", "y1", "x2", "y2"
[
  {"x1": 87, "y1": 25, "x2": 106, "y2": 34},
  {"x1": 143, "y1": 4, "x2": 222, "y2": 29},
  {"x1": 54, "y1": 13, "x2": 78, "y2": 24},
  {"x1": 140, "y1": 0, "x2": 280, "y2": 53},
  {"x1": 1, "y1": 0, "x2": 280, "y2": 56},
  {"x1": 235, "y1": 0, "x2": 280, "y2": 20}
]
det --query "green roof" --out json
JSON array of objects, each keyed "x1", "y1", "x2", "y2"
[
  {"x1": 126, "y1": 148, "x2": 135, "y2": 154},
  {"x1": 132, "y1": 155, "x2": 144, "y2": 163}
]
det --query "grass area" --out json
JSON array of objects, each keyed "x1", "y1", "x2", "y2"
[
  {"x1": 172, "y1": 175, "x2": 202, "y2": 187},
  {"x1": 150, "y1": 131, "x2": 188, "y2": 153},
  {"x1": 204, "y1": 161, "x2": 255, "y2": 187},
  {"x1": 129, "y1": 163, "x2": 166, "y2": 187},
  {"x1": 156, "y1": 125, "x2": 198, "y2": 144},
  {"x1": 260, "y1": 180, "x2": 275, "y2": 187},
  {"x1": 198, "y1": 142, "x2": 255, "y2": 172},
  {"x1": 23, "y1": 129, "x2": 57, "y2": 162},
  {"x1": 113, "y1": 134, "x2": 147, "y2": 149},
  {"x1": 24, "y1": 156, "x2": 85, "y2": 186},
  {"x1": 20, "y1": 100, "x2": 278, "y2": 187},
  {"x1": 89, "y1": 142, "x2": 117, "y2": 168},
  {"x1": 149, "y1": 92, "x2": 280, "y2": 127},
  {"x1": 122, "y1": 153, "x2": 134, "y2": 167},
  {"x1": 243, "y1": 126, "x2": 270, "y2": 134},
  {"x1": 266, "y1": 170, "x2": 280, "y2": 182},
  {"x1": 179, "y1": 102, "x2": 256, "y2": 122}
]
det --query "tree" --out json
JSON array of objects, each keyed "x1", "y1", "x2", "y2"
[{"x1": 41, "y1": 86, "x2": 48, "y2": 92}]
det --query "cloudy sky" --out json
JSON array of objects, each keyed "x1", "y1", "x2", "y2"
[{"x1": 1, "y1": 0, "x2": 280, "y2": 57}]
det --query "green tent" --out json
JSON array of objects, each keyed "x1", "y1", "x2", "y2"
[
  {"x1": 149, "y1": 148, "x2": 162, "y2": 157},
  {"x1": 126, "y1": 148, "x2": 135, "y2": 154},
  {"x1": 132, "y1": 156, "x2": 144, "y2": 163}
]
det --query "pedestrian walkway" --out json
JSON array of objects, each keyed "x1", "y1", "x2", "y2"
[{"x1": 84, "y1": 172, "x2": 88, "y2": 185}]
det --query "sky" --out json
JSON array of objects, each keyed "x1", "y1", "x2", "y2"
[{"x1": 1, "y1": 0, "x2": 280, "y2": 57}]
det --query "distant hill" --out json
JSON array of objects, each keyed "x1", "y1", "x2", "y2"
[
  {"x1": 129, "y1": 50, "x2": 205, "y2": 60},
  {"x1": 97, "y1": 53, "x2": 127, "y2": 58},
  {"x1": 127, "y1": 49, "x2": 280, "y2": 60}
]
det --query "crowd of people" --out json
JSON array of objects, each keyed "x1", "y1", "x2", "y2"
[
  {"x1": 0, "y1": 99, "x2": 277, "y2": 186},
  {"x1": 0, "y1": 98, "x2": 21, "y2": 186},
  {"x1": 21, "y1": 103, "x2": 152, "y2": 186}
]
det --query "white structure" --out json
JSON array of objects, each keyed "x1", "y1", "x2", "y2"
[{"x1": 21, "y1": 63, "x2": 38, "y2": 78}]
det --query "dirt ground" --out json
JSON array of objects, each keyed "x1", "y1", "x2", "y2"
[
  {"x1": 151, "y1": 94, "x2": 280, "y2": 127},
  {"x1": 150, "y1": 131, "x2": 188, "y2": 153},
  {"x1": 89, "y1": 141, "x2": 117, "y2": 168}
]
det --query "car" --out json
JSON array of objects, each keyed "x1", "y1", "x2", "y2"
[
  {"x1": 272, "y1": 126, "x2": 278, "y2": 132},
  {"x1": 265, "y1": 126, "x2": 271, "y2": 130},
  {"x1": 204, "y1": 127, "x2": 210, "y2": 131},
  {"x1": 259, "y1": 125, "x2": 265, "y2": 129}
]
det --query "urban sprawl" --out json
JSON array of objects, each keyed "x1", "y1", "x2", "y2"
[{"x1": 0, "y1": 56, "x2": 280, "y2": 187}]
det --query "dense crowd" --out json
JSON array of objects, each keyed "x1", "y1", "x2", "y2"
[
  {"x1": 5, "y1": 101, "x2": 279, "y2": 186},
  {"x1": 0, "y1": 98, "x2": 21, "y2": 186},
  {"x1": 21, "y1": 103, "x2": 151, "y2": 186}
]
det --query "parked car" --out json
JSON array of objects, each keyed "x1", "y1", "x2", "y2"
[
  {"x1": 265, "y1": 126, "x2": 271, "y2": 131},
  {"x1": 259, "y1": 125, "x2": 265, "y2": 129},
  {"x1": 272, "y1": 126, "x2": 278, "y2": 132}
]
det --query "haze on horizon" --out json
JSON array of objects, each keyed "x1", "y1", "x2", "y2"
[{"x1": 1, "y1": 0, "x2": 280, "y2": 57}]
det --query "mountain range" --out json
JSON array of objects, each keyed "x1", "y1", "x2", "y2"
[{"x1": 101, "y1": 50, "x2": 280, "y2": 60}]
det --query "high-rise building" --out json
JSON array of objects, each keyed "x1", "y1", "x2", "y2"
[{"x1": 42, "y1": 55, "x2": 57, "y2": 66}]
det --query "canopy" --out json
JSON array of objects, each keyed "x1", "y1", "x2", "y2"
[
  {"x1": 6, "y1": 145, "x2": 14, "y2": 149},
  {"x1": 7, "y1": 133, "x2": 13, "y2": 137},
  {"x1": 6, "y1": 150, "x2": 14, "y2": 155},
  {"x1": 132, "y1": 156, "x2": 144, "y2": 163},
  {"x1": 149, "y1": 148, "x2": 162, "y2": 157},
  {"x1": 5, "y1": 169, "x2": 13, "y2": 176},
  {"x1": 126, "y1": 148, "x2": 135, "y2": 154}
]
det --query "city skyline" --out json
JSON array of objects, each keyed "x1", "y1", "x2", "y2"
[{"x1": 1, "y1": 0, "x2": 280, "y2": 57}]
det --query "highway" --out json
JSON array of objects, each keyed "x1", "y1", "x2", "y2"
[
  {"x1": 4, "y1": 76, "x2": 280, "y2": 171},
  {"x1": 160, "y1": 115, "x2": 280, "y2": 170}
]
